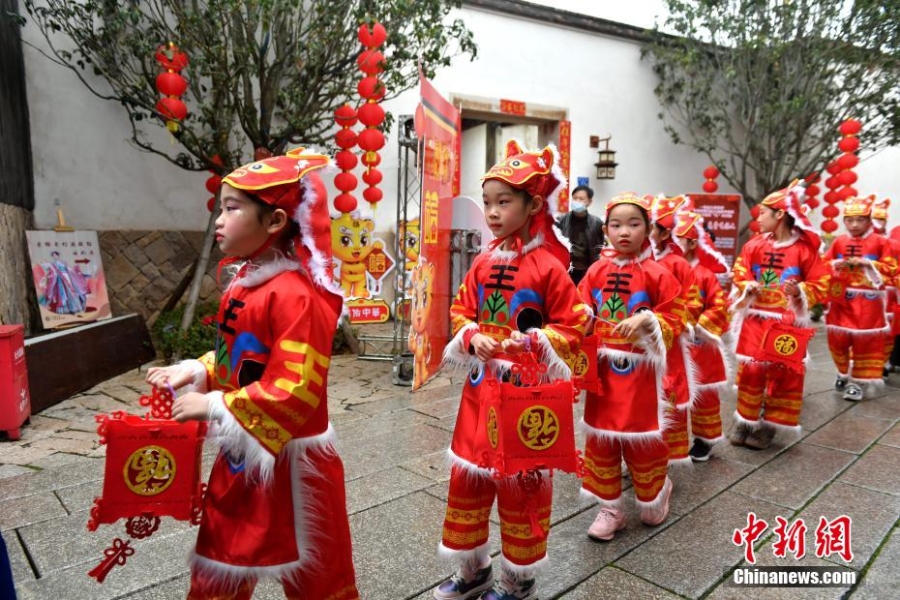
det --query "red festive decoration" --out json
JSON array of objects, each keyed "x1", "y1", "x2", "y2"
[
  {"x1": 803, "y1": 173, "x2": 822, "y2": 211},
  {"x1": 838, "y1": 136, "x2": 860, "y2": 153},
  {"x1": 837, "y1": 153, "x2": 859, "y2": 170},
  {"x1": 748, "y1": 204, "x2": 761, "y2": 234},
  {"x1": 821, "y1": 219, "x2": 839, "y2": 233},
  {"x1": 87, "y1": 387, "x2": 207, "y2": 583},
  {"x1": 821, "y1": 119, "x2": 863, "y2": 236},
  {"x1": 838, "y1": 119, "x2": 862, "y2": 136},
  {"x1": 822, "y1": 205, "x2": 840, "y2": 219},
  {"x1": 154, "y1": 43, "x2": 189, "y2": 133},
  {"x1": 356, "y1": 21, "x2": 387, "y2": 208},
  {"x1": 333, "y1": 104, "x2": 359, "y2": 214},
  {"x1": 701, "y1": 164, "x2": 720, "y2": 193}
]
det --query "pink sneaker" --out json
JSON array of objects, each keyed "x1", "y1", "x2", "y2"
[
  {"x1": 587, "y1": 508, "x2": 626, "y2": 541},
  {"x1": 640, "y1": 477, "x2": 673, "y2": 526}
]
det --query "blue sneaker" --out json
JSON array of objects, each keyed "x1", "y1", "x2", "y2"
[{"x1": 433, "y1": 563, "x2": 493, "y2": 600}]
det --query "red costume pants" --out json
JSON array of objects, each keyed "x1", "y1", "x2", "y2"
[
  {"x1": 827, "y1": 329, "x2": 887, "y2": 383},
  {"x1": 736, "y1": 361, "x2": 804, "y2": 428},
  {"x1": 442, "y1": 465, "x2": 552, "y2": 568},
  {"x1": 691, "y1": 387, "x2": 723, "y2": 442},
  {"x1": 663, "y1": 399, "x2": 689, "y2": 464},
  {"x1": 582, "y1": 435, "x2": 669, "y2": 506}
]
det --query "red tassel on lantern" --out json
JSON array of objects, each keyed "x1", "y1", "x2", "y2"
[{"x1": 154, "y1": 43, "x2": 189, "y2": 133}]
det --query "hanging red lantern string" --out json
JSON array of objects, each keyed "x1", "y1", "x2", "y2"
[
  {"x1": 803, "y1": 173, "x2": 821, "y2": 211},
  {"x1": 821, "y1": 118, "x2": 862, "y2": 236},
  {"x1": 702, "y1": 165, "x2": 719, "y2": 193},
  {"x1": 333, "y1": 104, "x2": 360, "y2": 215},
  {"x1": 356, "y1": 22, "x2": 387, "y2": 209},
  {"x1": 748, "y1": 203, "x2": 761, "y2": 234},
  {"x1": 154, "y1": 42, "x2": 189, "y2": 133},
  {"x1": 204, "y1": 155, "x2": 223, "y2": 212},
  {"x1": 821, "y1": 157, "x2": 843, "y2": 235}
]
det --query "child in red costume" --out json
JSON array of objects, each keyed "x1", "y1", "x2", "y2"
[
  {"x1": 673, "y1": 209, "x2": 732, "y2": 462},
  {"x1": 649, "y1": 194, "x2": 700, "y2": 467},
  {"x1": 869, "y1": 197, "x2": 900, "y2": 375},
  {"x1": 729, "y1": 181, "x2": 830, "y2": 449},
  {"x1": 433, "y1": 140, "x2": 590, "y2": 600},
  {"x1": 823, "y1": 195, "x2": 898, "y2": 400},
  {"x1": 147, "y1": 149, "x2": 359, "y2": 600},
  {"x1": 577, "y1": 192, "x2": 682, "y2": 542}
]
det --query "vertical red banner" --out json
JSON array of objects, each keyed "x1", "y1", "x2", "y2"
[
  {"x1": 557, "y1": 120, "x2": 571, "y2": 213},
  {"x1": 688, "y1": 193, "x2": 743, "y2": 267},
  {"x1": 410, "y1": 73, "x2": 458, "y2": 390}
]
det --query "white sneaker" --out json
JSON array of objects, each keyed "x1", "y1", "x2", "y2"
[{"x1": 842, "y1": 383, "x2": 864, "y2": 402}]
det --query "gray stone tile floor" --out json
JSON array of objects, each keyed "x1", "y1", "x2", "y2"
[{"x1": 1, "y1": 322, "x2": 899, "y2": 599}]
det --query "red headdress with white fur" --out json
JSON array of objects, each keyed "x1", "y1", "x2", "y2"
[
  {"x1": 222, "y1": 147, "x2": 343, "y2": 314},
  {"x1": 481, "y1": 139, "x2": 571, "y2": 268},
  {"x1": 673, "y1": 209, "x2": 729, "y2": 274},
  {"x1": 760, "y1": 179, "x2": 821, "y2": 251}
]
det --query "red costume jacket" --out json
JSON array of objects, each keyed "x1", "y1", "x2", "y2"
[
  {"x1": 655, "y1": 243, "x2": 700, "y2": 406},
  {"x1": 444, "y1": 241, "x2": 590, "y2": 468},
  {"x1": 186, "y1": 261, "x2": 357, "y2": 597},
  {"x1": 686, "y1": 260, "x2": 730, "y2": 386},
  {"x1": 731, "y1": 232, "x2": 830, "y2": 361},
  {"x1": 576, "y1": 246, "x2": 682, "y2": 439},
  {"x1": 824, "y1": 229, "x2": 897, "y2": 332}
]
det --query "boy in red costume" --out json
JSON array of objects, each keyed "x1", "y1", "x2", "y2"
[
  {"x1": 673, "y1": 209, "x2": 732, "y2": 461},
  {"x1": 434, "y1": 141, "x2": 590, "y2": 600},
  {"x1": 823, "y1": 195, "x2": 898, "y2": 400},
  {"x1": 729, "y1": 181, "x2": 830, "y2": 449},
  {"x1": 577, "y1": 192, "x2": 682, "y2": 542},
  {"x1": 870, "y1": 197, "x2": 900, "y2": 376},
  {"x1": 649, "y1": 194, "x2": 699, "y2": 466},
  {"x1": 147, "y1": 149, "x2": 359, "y2": 600}
]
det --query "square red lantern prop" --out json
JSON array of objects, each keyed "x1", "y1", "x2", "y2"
[
  {"x1": 758, "y1": 322, "x2": 815, "y2": 372},
  {"x1": 86, "y1": 387, "x2": 207, "y2": 583},
  {"x1": 474, "y1": 354, "x2": 579, "y2": 476}
]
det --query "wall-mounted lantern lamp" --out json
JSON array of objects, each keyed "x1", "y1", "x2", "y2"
[{"x1": 594, "y1": 136, "x2": 618, "y2": 180}]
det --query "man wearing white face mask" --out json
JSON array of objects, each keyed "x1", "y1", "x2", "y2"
[{"x1": 557, "y1": 185, "x2": 604, "y2": 284}]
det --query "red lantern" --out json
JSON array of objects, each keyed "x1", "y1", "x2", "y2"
[
  {"x1": 824, "y1": 191, "x2": 839, "y2": 204},
  {"x1": 822, "y1": 205, "x2": 840, "y2": 219},
  {"x1": 805, "y1": 173, "x2": 821, "y2": 184},
  {"x1": 334, "y1": 104, "x2": 358, "y2": 128},
  {"x1": 806, "y1": 184, "x2": 820, "y2": 197},
  {"x1": 826, "y1": 161, "x2": 842, "y2": 175},
  {"x1": 358, "y1": 22, "x2": 387, "y2": 47},
  {"x1": 154, "y1": 44, "x2": 189, "y2": 71},
  {"x1": 361, "y1": 151, "x2": 382, "y2": 167},
  {"x1": 839, "y1": 119, "x2": 862, "y2": 136},
  {"x1": 358, "y1": 103, "x2": 386, "y2": 128},
  {"x1": 825, "y1": 176, "x2": 840, "y2": 190},
  {"x1": 206, "y1": 197, "x2": 216, "y2": 212},
  {"x1": 806, "y1": 197, "x2": 820, "y2": 209},
  {"x1": 702, "y1": 180, "x2": 718, "y2": 193},
  {"x1": 334, "y1": 172, "x2": 358, "y2": 193},
  {"x1": 362, "y1": 168, "x2": 383, "y2": 186},
  {"x1": 363, "y1": 187, "x2": 383, "y2": 204},
  {"x1": 155, "y1": 72, "x2": 188, "y2": 97},
  {"x1": 702, "y1": 166, "x2": 719, "y2": 180},
  {"x1": 357, "y1": 128, "x2": 385, "y2": 152},
  {"x1": 334, "y1": 193, "x2": 357, "y2": 214},
  {"x1": 205, "y1": 175, "x2": 221, "y2": 195},
  {"x1": 357, "y1": 50, "x2": 385, "y2": 75},
  {"x1": 749, "y1": 220, "x2": 761, "y2": 234},
  {"x1": 837, "y1": 170, "x2": 858, "y2": 186},
  {"x1": 335, "y1": 129, "x2": 358, "y2": 150},
  {"x1": 838, "y1": 137, "x2": 860, "y2": 153},
  {"x1": 821, "y1": 219, "x2": 839, "y2": 233},
  {"x1": 837, "y1": 187, "x2": 856, "y2": 200},
  {"x1": 358, "y1": 77, "x2": 386, "y2": 101},
  {"x1": 155, "y1": 97, "x2": 188, "y2": 121},
  {"x1": 837, "y1": 153, "x2": 859, "y2": 170},
  {"x1": 335, "y1": 150, "x2": 358, "y2": 171}
]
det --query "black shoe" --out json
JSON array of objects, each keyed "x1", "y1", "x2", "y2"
[
  {"x1": 842, "y1": 383, "x2": 864, "y2": 402},
  {"x1": 835, "y1": 376, "x2": 848, "y2": 390},
  {"x1": 689, "y1": 439, "x2": 713, "y2": 462}
]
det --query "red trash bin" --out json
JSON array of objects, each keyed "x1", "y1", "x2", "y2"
[{"x1": 0, "y1": 325, "x2": 31, "y2": 440}]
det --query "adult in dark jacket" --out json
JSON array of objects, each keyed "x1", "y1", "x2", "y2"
[{"x1": 557, "y1": 185, "x2": 604, "y2": 285}]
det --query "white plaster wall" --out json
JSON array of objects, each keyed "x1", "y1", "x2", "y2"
[{"x1": 21, "y1": 2, "x2": 900, "y2": 234}]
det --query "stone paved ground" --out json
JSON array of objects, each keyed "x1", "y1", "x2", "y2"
[{"x1": 1, "y1": 322, "x2": 899, "y2": 599}]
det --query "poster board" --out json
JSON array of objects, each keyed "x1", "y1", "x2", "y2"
[
  {"x1": 687, "y1": 193, "x2": 743, "y2": 267},
  {"x1": 26, "y1": 230, "x2": 111, "y2": 329}
]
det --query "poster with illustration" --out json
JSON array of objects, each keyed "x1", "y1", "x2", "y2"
[{"x1": 26, "y1": 230, "x2": 112, "y2": 329}]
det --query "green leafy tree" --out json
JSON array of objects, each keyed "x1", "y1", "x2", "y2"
[
  {"x1": 21, "y1": 0, "x2": 475, "y2": 331},
  {"x1": 644, "y1": 0, "x2": 900, "y2": 208}
]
